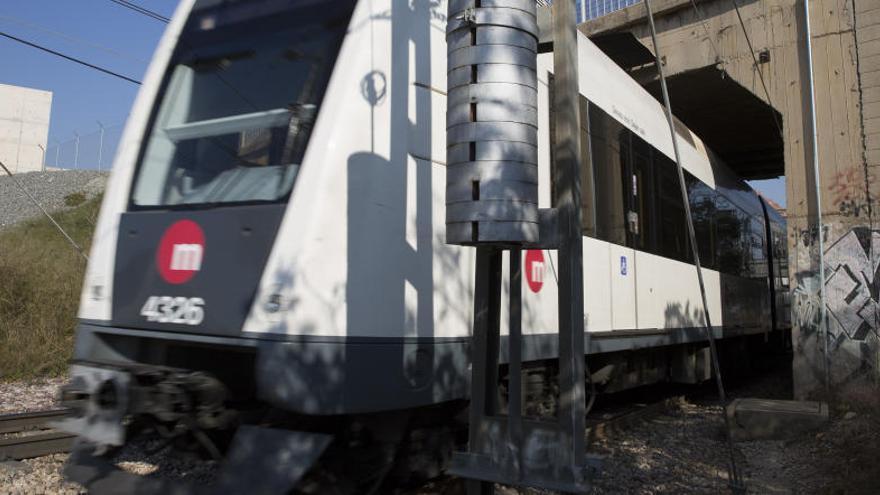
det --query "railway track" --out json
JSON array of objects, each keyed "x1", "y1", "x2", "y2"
[{"x1": 0, "y1": 409, "x2": 75, "y2": 460}]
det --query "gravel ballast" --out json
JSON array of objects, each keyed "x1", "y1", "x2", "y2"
[
  {"x1": 0, "y1": 376, "x2": 876, "y2": 493},
  {"x1": 0, "y1": 170, "x2": 107, "y2": 229}
]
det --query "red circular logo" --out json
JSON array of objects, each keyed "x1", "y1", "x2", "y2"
[
  {"x1": 156, "y1": 220, "x2": 205, "y2": 285},
  {"x1": 525, "y1": 250, "x2": 545, "y2": 293}
]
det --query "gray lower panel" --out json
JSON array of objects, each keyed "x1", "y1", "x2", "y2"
[
  {"x1": 254, "y1": 338, "x2": 470, "y2": 415},
  {"x1": 73, "y1": 322, "x2": 770, "y2": 415}
]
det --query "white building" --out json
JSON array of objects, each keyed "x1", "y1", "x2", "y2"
[{"x1": 0, "y1": 83, "x2": 52, "y2": 174}]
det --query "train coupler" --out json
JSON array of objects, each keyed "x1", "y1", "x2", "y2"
[{"x1": 54, "y1": 363, "x2": 234, "y2": 447}]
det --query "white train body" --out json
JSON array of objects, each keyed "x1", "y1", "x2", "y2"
[{"x1": 67, "y1": 0, "x2": 787, "y2": 425}]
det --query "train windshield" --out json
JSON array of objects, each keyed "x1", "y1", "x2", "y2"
[{"x1": 131, "y1": 0, "x2": 354, "y2": 207}]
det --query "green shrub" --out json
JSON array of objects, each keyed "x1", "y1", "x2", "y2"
[
  {"x1": 0, "y1": 197, "x2": 100, "y2": 380},
  {"x1": 64, "y1": 192, "x2": 87, "y2": 207}
]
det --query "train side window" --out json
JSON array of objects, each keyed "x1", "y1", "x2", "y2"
[
  {"x1": 588, "y1": 103, "x2": 627, "y2": 246},
  {"x1": 654, "y1": 153, "x2": 690, "y2": 263},
  {"x1": 579, "y1": 95, "x2": 597, "y2": 237},
  {"x1": 630, "y1": 135, "x2": 655, "y2": 252},
  {"x1": 687, "y1": 175, "x2": 716, "y2": 270},
  {"x1": 715, "y1": 197, "x2": 745, "y2": 276},
  {"x1": 748, "y1": 217, "x2": 767, "y2": 278}
]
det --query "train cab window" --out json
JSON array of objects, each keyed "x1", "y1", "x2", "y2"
[{"x1": 131, "y1": 0, "x2": 355, "y2": 207}]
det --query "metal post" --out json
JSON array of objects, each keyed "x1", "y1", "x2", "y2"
[
  {"x1": 552, "y1": 0, "x2": 586, "y2": 473},
  {"x1": 37, "y1": 144, "x2": 45, "y2": 172},
  {"x1": 643, "y1": 0, "x2": 744, "y2": 490},
  {"x1": 54, "y1": 141, "x2": 60, "y2": 169},
  {"x1": 508, "y1": 248, "x2": 523, "y2": 481},
  {"x1": 97, "y1": 121, "x2": 105, "y2": 171},
  {"x1": 73, "y1": 132, "x2": 80, "y2": 169},
  {"x1": 802, "y1": 0, "x2": 828, "y2": 390},
  {"x1": 466, "y1": 247, "x2": 502, "y2": 495}
]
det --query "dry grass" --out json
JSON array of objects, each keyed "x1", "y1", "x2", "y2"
[{"x1": 0, "y1": 196, "x2": 100, "y2": 381}]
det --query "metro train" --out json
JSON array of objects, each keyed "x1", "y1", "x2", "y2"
[{"x1": 59, "y1": 0, "x2": 790, "y2": 489}]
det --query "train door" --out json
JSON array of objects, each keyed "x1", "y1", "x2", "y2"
[{"x1": 611, "y1": 131, "x2": 641, "y2": 330}]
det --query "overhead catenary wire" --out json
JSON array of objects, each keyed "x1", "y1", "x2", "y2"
[
  {"x1": 107, "y1": 0, "x2": 170, "y2": 23},
  {"x1": 0, "y1": 31, "x2": 141, "y2": 85},
  {"x1": 642, "y1": 0, "x2": 745, "y2": 492},
  {"x1": 0, "y1": 15, "x2": 147, "y2": 63},
  {"x1": 727, "y1": 0, "x2": 784, "y2": 140},
  {"x1": 0, "y1": 161, "x2": 89, "y2": 262}
]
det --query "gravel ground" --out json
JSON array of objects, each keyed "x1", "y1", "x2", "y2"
[
  {"x1": 0, "y1": 377, "x2": 65, "y2": 414},
  {"x1": 2, "y1": 369, "x2": 877, "y2": 494},
  {"x1": 0, "y1": 170, "x2": 107, "y2": 229}
]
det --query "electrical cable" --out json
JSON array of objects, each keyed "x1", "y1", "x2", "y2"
[
  {"x1": 642, "y1": 0, "x2": 745, "y2": 492},
  {"x1": 0, "y1": 31, "x2": 141, "y2": 85},
  {"x1": 0, "y1": 15, "x2": 147, "y2": 63},
  {"x1": 0, "y1": 160, "x2": 89, "y2": 261},
  {"x1": 107, "y1": 0, "x2": 170, "y2": 23},
  {"x1": 727, "y1": 0, "x2": 784, "y2": 140},
  {"x1": 687, "y1": 0, "x2": 722, "y2": 64}
]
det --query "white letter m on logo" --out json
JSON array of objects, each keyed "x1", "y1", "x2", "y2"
[
  {"x1": 531, "y1": 261, "x2": 544, "y2": 283},
  {"x1": 170, "y1": 244, "x2": 203, "y2": 271}
]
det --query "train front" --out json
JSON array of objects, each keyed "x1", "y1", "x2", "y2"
[{"x1": 55, "y1": 0, "x2": 386, "y2": 490}]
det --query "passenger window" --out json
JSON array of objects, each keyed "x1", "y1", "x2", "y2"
[
  {"x1": 630, "y1": 136, "x2": 655, "y2": 252},
  {"x1": 655, "y1": 154, "x2": 690, "y2": 263},
  {"x1": 588, "y1": 104, "x2": 627, "y2": 246},
  {"x1": 579, "y1": 95, "x2": 597, "y2": 237},
  {"x1": 715, "y1": 198, "x2": 745, "y2": 276},
  {"x1": 687, "y1": 175, "x2": 716, "y2": 270}
]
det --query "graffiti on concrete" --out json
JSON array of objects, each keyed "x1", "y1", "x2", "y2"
[
  {"x1": 793, "y1": 276, "x2": 822, "y2": 330},
  {"x1": 797, "y1": 228, "x2": 880, "y2": 341},
  {"x1": 797, "y1": 224, "x2": 829, "y2": 248},
  {"x1": 829, "y1": 167, "x2": 874, "y2": 218}
]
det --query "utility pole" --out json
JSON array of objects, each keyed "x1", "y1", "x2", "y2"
[
  {"x1": 97, "y1": 121, "x2": 105, "y2": 171},
  {"x1": 37, "y1": 144, "x2": 45, "y2": 172},
  {"x1": 73, "y1": 132, "x2": 80, "y2": 169},
  {"x1": 54, "y1": 140, "x2": 60, "y2": 169}
]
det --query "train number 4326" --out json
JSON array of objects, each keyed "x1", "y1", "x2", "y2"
[{"x1": 140, "y1": 296, "x2": 205, "y2": 326}]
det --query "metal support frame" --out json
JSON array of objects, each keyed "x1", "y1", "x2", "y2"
[{"x1": 448, "y1": 2, "x2": 594, "y2": 492}]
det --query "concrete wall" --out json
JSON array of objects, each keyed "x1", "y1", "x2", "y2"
[
  {"x1": 581, "y1": 0, "x2": 880, "y2": 398},
  {"x1": 0, "y1": 83, "x2": 52, "y2": 174}
]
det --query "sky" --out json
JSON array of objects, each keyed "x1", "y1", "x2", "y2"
[
  {"x1": 0, "y1": 0, "x2": 787, "y2": 207},
  {"x1": 0, "y1": 0, "x2": 178, "y2": 163}
]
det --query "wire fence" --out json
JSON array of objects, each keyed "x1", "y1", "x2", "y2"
[{"x1": 43, "y1": 123, "x2": 124, "y2": 171}]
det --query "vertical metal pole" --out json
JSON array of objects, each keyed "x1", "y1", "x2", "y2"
[
  {"x1": 97, "y1": 121, "x2": 105, "y2": 171},
  {"x1": 644, "y1": 1, "x2": 743, "y2": 490},
  {"x1": 38, "y1": 144, "x2": 45, "y2": 172},
  {"x1": 74, "y1": 133, "x2": 80, "y2": 169},
  {"x1": 508, "y1": 248, "x2": 523, "y2": 481},
  {"x1": 467, "y1": 247, "x2": 502, "y2": 495},
  {"x1": 802, "y1": 0, "x2": 828, "y2": 390},
  {"x1": 552, "y1": 0, "x2": 586, "y2": 472}
]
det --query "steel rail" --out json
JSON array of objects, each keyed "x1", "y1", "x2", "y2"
[
  {"x1": 0, "y1": 409, "x2": 71, "y2": 434},
  {"x1": 0, "y1": 431, "x2": 76, "y2": 460}
]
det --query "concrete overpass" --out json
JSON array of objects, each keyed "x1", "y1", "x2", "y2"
[{"x1": 580, "y1": 0, "x2": 880, "y2": 399}]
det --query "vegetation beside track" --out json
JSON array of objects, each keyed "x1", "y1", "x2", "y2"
[{"x1": 0, "y1": 196, "x2": 100, "y2": 380}]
